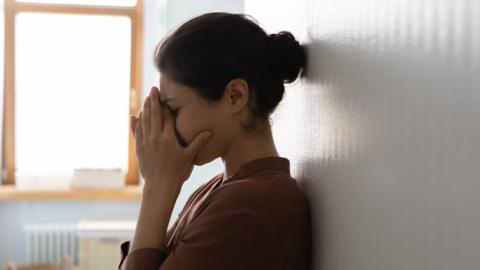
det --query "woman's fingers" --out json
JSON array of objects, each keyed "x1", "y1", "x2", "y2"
[
  {"x1": 162, "y1": 101, "x2": 174, "y2": 138},
  {"x1": 130, "y1": 115, "x2": 137, "y2": 137},
  {"x1": 150, "y1": 87, "x2": 162, "y2": 133},
  {"x1": 135, "y1": 111, "x2": 143, "y2": 145},
  {"x1": 142, "y1": 94, "x2": 151, "y2": 136}
]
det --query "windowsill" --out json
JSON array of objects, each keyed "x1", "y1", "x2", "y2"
[{"x1": 0, "y1": 185, "x2": 143, "y2": 200}]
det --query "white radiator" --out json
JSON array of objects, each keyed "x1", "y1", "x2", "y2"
[{"x1": 24, "y1": 223, "x2": 78, "y2": 265}]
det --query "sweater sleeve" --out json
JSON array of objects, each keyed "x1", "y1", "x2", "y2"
[
  {"x1": 118, "y1": 215, "x2": 180, "y2": 270},
  {"x1": 118, "y1": 240, "x2": 167, "y2": 270}
]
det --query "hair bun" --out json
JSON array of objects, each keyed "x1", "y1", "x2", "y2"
[{"x1": 267, "y1": 31, "x2": 306, "y2": 83}]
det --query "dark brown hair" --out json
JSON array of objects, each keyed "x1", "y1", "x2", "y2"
[{"x1": 153, "y1": 12, "x2": 306, "y2": 133}]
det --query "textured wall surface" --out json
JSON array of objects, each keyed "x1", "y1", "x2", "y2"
[{"x1": 246, "y1": 0, "x2": 480, "y2": 269}]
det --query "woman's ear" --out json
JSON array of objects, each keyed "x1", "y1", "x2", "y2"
[{"x1": 224, "y1": 78, "x2": 249, "y2": 114}]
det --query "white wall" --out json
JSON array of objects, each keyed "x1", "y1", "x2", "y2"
[
  {"x1": 246, "y1": 0, "x2": 480, "y2": 269},
  {"x1": 165, "y1": 0, "x2": 243, "y2": 31},
  {"x1": 0, "y1": 0, "x2": 243, "y2": 265}
]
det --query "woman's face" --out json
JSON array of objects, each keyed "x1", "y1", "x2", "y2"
[{"x1": 158, "y1": 74, "x2": 238, "y2": 165}]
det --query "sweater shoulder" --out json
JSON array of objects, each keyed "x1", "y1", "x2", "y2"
[{"x1": 208, "y1": 171, "x2": 309, "y2": 216}]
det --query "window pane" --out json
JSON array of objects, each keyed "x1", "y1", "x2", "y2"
[
  {"x1": 15, "y1": 12, "x2": 131, "y2": 179},
  {"x1": 16, "y1": 0, "x2": 136, "y2": 7}
]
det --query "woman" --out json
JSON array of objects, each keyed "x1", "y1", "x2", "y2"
[{"x1": 118, "y1": 12, "x2": 311, "y2": 270}]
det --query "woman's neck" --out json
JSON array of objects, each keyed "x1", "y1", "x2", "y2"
[{"x1": 221, "y1": 125, "x2": 279, "y2": 180}]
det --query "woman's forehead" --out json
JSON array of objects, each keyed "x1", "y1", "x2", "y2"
[
  {"x1": 159, "y1": 77, "x2": 174, "y2": 99},
  {"x1": 159, "y1": 77, "x2": 194, "y2": 103}
]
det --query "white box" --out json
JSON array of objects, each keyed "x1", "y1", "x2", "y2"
[
  {"x1": 71, "y1": 168, "x2": 125, "y2": 189},
  {"x1": 78, "y1": 219, "x2": 136, "y2": 270}
]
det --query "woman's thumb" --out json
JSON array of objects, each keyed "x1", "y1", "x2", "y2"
[{"x1": 184, "y1": 131, "x2": 212, "y2": 158}]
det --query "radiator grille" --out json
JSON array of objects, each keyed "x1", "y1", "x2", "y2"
[{"x1": 24, "y1": 223, "x2": 78, "y2": 265}]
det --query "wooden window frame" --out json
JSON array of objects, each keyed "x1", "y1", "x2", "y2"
[{"x1": 2, "y1": 0, "x2": 143, "y2": 187}]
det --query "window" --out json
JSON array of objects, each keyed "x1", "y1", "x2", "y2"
[{"x1": 2, "y1": 0, "x2": 143, "y2": 187}]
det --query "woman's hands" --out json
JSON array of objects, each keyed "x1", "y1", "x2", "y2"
[
  {"x1": 128, "y1": 86, "x2": 212, "y2": 254},
  {"x1": 130, "y1": 86, "x2": 212, "y2": 194}
]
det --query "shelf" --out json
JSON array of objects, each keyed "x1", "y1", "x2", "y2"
[{"x1": 0, "y1": 185, "x2": 143, "y2": 200}]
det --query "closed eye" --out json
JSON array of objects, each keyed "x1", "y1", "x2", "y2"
[{"x1": 159, "y1": 99, "x2": 179, "y2": 116}]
